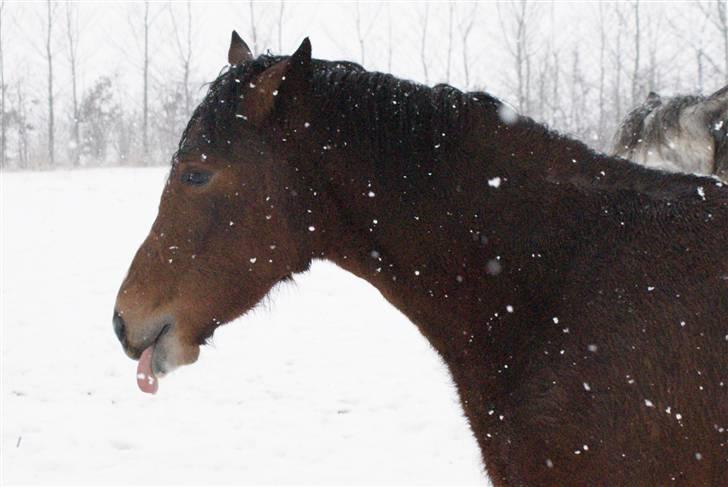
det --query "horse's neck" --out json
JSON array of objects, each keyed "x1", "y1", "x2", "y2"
[
  {"x1": 302, "y1": 101, "x2": 720, "y2": 364},
  {"x1": 510, "y1": 122, "x2": 723, "y2": 201},
  {"x1": 310, "y1": 142, "x2": 585, "y2": 368}
]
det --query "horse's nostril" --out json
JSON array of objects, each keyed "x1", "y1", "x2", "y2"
[{"x1": 113, "y1": 310, "x2": 126, "y2": 345}]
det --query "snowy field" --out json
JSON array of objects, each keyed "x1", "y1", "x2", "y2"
[{"x1": 0, "y1": 168, "x2": 486, "y2": 485}]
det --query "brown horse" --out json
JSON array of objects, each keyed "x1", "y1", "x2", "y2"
[{"x1": 114, "y1": 33, "x2": 728, "y2": 485}]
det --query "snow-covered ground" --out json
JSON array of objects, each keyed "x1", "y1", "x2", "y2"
[{"x1": 0, "y1": 168, "x2": 486, "y2": 485}]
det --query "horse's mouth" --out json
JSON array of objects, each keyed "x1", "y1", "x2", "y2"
[{"x1": 135, "y1": 323, "x2": 171, "y2": 395}]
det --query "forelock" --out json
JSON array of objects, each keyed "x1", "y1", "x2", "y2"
[{"x1": 174, "y1": 55, "x2": 287, "y2": 162}]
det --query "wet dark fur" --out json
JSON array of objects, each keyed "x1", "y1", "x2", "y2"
[{"x1": 166, "y1": 53, "x2": 728, "y2": 484}]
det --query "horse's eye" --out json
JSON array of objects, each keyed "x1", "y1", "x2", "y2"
[{"x1": 181, "y1": 170, "x2": 212, "y2": 186}]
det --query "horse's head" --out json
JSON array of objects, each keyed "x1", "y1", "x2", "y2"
[{"x1": 113, "y1": 32, "x2": 319, "y2": 393}]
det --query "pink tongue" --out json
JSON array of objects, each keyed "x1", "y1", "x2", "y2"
[{"x1": 136, "y1": 346, "x2": 158, "y2": 394}]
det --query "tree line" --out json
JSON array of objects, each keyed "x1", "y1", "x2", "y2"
[{"x1": 0, "y1": 1, "x2": 726, "y2": 170}]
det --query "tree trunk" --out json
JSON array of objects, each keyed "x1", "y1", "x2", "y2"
[
  {"x1": 170, "y1": 2, "x2": 193, "y2": 117},
  {"x1": 632, "y1": 0, "x2": 641, "y2": 105},
  {"x1": 525, "y1": 38, "x2": 531, "y2": 114},
  {"x1": 248, "y1": 0, "x2": 257, "y2": 56},
  {"x1": 143, "y1": 0, "x2": 149, "y2": 157},
  {"x1": 614, "y1": 4, "x2": 624, "y2": 124},
  {"x1": 46, "y1": 0, "x2": 54, "y2": 167},
  {"x1": 184, "y1": 1, "x2": 191, "y2": 116},
  {"x1": 552, "y1": 52, "x2": 559, "y2": 126},
  {"x1": 66, "y1": 2, "x2": 80, "y2": 166},
  {"x1": 719, "y1": 0, "x2": 728, "y2": 83},
  {"x1": 0, "y1": 1, "x2": 5, "y2": 169},
  {"x1": 355, "y1": 1, "x2": 365, "y2": 65},
  {"x1": 420, "y1": 4, "x2": 429, "y2": 84},
  {"x1": 537, "y1": 58, "x2": 546, "y2": 121},
  {"x1": 461, "y1": 4, "x2": 476, "y2": 89},
  {"x1": 515, "y1": 6, "x2": 524, "y2": 111},
  {"x1": 598, "y1": 4, "x2": 607, "y2": 145},
  {"x1": 16, "y1": 83, "x2": 27, "y2": 168},
  {"x1": 387, "y1": 4, "x2": 392, "y2": 72},
  {"x1": 514, "y1": 0, "x2": 530, "y2": 113},
  {"x1": 446, "y1": 3, "x2": 453, "y2": 83},
  {"x1": 278, "y1": 1, "x2": 284, "y2": 53},
  {"x1": 697, "y1": 49, "x2": 704, "y2": 92}
]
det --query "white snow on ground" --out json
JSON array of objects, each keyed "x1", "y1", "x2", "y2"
[{"x1": 0, "y1": 168, "x2": 486, "y2": 485}]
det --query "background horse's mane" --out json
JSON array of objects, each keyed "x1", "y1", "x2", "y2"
[{"x1": 613, "y1": 94, "x2": 706, "y2": 154}]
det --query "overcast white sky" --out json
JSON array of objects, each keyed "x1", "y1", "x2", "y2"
[{"x1": 4, "y1": 2, "x2": 722, "y2": 105}]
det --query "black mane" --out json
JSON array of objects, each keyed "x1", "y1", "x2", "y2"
[
  {"x1": 179, "y1": 54, "x2": 724, "y2": 203},
  {"x1": 176, "y1": 54, "x2": 502, "y2": 165},
  {"x1": 309, "y1": 66, "x2": 500, "y2": 163}
]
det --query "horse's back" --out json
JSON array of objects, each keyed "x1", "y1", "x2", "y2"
[{"x1": 500, "y1": 201, "x2": 727, "y2": 485}]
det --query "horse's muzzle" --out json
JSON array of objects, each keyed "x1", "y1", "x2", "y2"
[
  {"x1": 113, "y1": 310, "x2": 127, "y2": 347},
  {"x1": 112, "y1": 308, "x2": 172, "y2": 360}
]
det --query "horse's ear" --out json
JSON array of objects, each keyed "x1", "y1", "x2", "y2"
[
  {"x1": 646, "y1": 91, "x2": 661, "y2": 103},
  {"x1": 238, "y1": 38, "x2": 313, "y2": 126},
  {"x1": 228, "y1": 30, "x2": 253, "y2": 65},
  {"x1": 286, "y1": 37, "x2": 313, "y2": 92}
]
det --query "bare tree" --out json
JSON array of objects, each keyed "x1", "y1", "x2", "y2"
[
  {"x1": 0, "y1": 0, "x2": 6, "y2": 168},
  {"x1": 667, "y1": 11, "x2": 719, "y2": 92},
  {"x1": 498, "y1": 0, "x2": 538, "y2": 113},
  {"x1": 459, "y1": 3, "x2": 477, "y2": 89},
  {"x1": 548, "y1": 1, "x2": 562, "y2": 127},
  {"x1": 353, "y1": 2, "x2": 380, "y2": 66},
  {"x1": 597, "y1": 3, "x2": 608, "y2": 141},
  {"x1": 541, "y1": 0, "x2": 558, "y2": 126},
  {"x1": 524, "y1": 9, "x2": 532, "y2": 114},
  {"x1": 551, "y1": 51, "x2": 560, "y2": 126},
  {"x1": 692, "y1": 14, "x2": 714, "y2": 91},
  {"x1": 45, "y1": 0, "x2": 55, "y2": 166},
  {"x1": 248, "y1": 0, "x2": 257, "y2": 55},
  {"x1": 631, "y1": 0, "x2": 641, "y2": 105},
  {"x1": 14, "y1": 79, "x2": 30, "y2": 168},
  {"x1": 568, "y1": 46, "x2": 591, "y2": 139},
  {"x1": 65, "y1": 1, "x2": 80, "y2": 166},
  {"x1": 534, "y1": 2, "x2": 551, "y2": 122},
  {"x1": 355, "y1": 0, "x2": 365, "y2": 64},
  {"x1": 119, "y1": 0, "x2": 162, "y2": 161},
  {"x1": 143, "y1": 1, "x2": 149, "y2": 156},
  {"x1": 720, "y1": 0, "x2": 728, "y2": 83},
  {"x1": 446, "y1": 3, "x2": 454, "y2": 83},
  {"x1": 277, "y1": 0, "x2": 284, "y2": 53},
  {"x1": 645, "y1": 7, "x2": 663, "y2": 93},
  {"x1": 169, "y1": 1, "x2": 193, "y2": 117},
  {"x1": 386, "y1": 4, "x2": 392, "y2": 72},
  {"x1": 612, "y1": 3, "x2": 628, "y2": 124},
  {"x1": 697, "y1": 0, "x2": 728, "y2": 83},
  {"x1": 420, "y1": 4, "x2": 429, "y2": 84}
]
